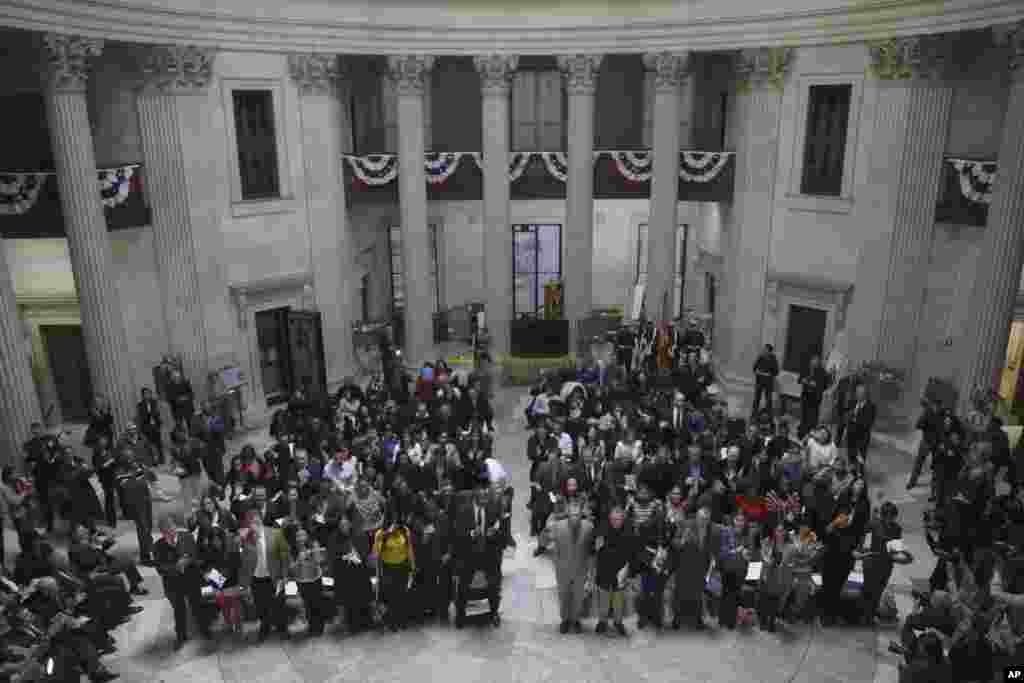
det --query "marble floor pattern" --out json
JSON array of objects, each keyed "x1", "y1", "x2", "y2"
[{"x1": 8, "y1": 386, "x2": 939, "y2": 683}]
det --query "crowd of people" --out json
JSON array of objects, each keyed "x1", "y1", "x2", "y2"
[{"x1": 2, "y1": 324, "x2": 1024, "y2": 682}]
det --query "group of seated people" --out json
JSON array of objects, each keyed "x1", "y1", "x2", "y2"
[{"x1": 151, "y1": 365, "x2": 515, "y2": 650}]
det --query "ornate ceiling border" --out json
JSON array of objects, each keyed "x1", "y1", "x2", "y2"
[{"x1": 0, "y1": 0, "x2": 1021, "y2": 54}]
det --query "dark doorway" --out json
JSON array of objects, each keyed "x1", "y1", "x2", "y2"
[
  {"x1": 360, "y1": 274, "x2": 370, "y2": 323},
  {"x1": 254, "y1": 307, "x2": 327, "y2": 406},
  {"x1": 783, "y1": 305, "x2": 828, "y2": 374},
  {"x1": 41, "y1": 325, "x2": 92, "y2": 421}
]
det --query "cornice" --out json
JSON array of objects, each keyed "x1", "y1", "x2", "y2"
[
  {"x1": 40, "y1": 33, "x2": 103, "y2": 93},
  {"x1": 140, "y1": 44, "x2": 214, "y2": 94},
  {"x1": 288, "y1": 53, "x2": 340, "y2": 96},
  {"x1": 2, "y1": 0, "x2": 1022, "y2": 55},
  {"x1": 474, "y1": 55, "x2": 518, "y2": 97}
]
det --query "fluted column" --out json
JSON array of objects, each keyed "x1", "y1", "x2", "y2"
[
  {"x1": 958, "y1": 23, "x2": 1024, "y2": 413},
  {"x1": 557, "y1": 54, "x2": 602, "y2": 353},
  {"x1": 643, "y1": 52, "x2": 690, "y2": 322},
  {"x1": 0, "y1": 242, "x2": 41, "y2": 466},
  {"x1": 719, "y1": 48, "x2": 792, "y2": 406},
  {"x1": 42, "y1": 34, "x2": 135, "y2": 431},
  {"x1": 874, "y1": 38, "x2": 953, "y2": 376},
  {"x1": 388, "y1": 55, "x2": 435, "y2": 367},
  {"x1": 136, "y1": 45, "x2": 213, "y2": 396},
  {"x1": 290, "y1": 54, "x2": 355, "y2": 387},
  {"x1": 474, "y1": 55, "x2": 518, "y2": 359}
]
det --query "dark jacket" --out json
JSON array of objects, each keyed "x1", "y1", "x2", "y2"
[
  {"x1": 753, "y1": 353, "x2": 779, "y2": 386},
  {"x1": 594, "y1": 524, "x2": 638, "y2": 590}
]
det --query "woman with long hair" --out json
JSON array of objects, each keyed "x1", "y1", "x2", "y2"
[
  {"x1": 289, "y1": 526, "x2": 327, "y2": 636},
  {"x1": 372, "y1": 512, "x2": 416, "y2": 632}
]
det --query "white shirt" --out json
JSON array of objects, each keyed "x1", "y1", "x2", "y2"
[
  {"x1": 558, "y1": 432, "x2": 574, "y2": 455},
  {"x1": 484, "y1": 457, "x2": 507, "y2": 485},
  {"x1": 253, "y1": 527, "x2": 269, "y2": 579},
  {"x1": 806, "y1": 439, "x2": 838, "y2": 471}
]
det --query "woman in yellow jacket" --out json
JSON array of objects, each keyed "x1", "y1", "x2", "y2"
[{"x1": 373, "y1": 517, "x2": 416, "y2": 631}]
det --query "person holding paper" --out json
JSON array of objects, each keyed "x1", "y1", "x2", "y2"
[
  {"x1": 856, "y1": 501, "x2": 912, "y2": 625},
  {"x1": 237, "y1": 508, "x2": 290, "y2": 641},
  {"x1": 668, "y1": 505, "x2": 716, "y2": 631},
  {"x1": 153, "y1": 514, "x2": 210, "y2": 649},
  {"x1": 194, "y1": 510, "x2": 242, "y2": 634},
  {"x1": 328, "y1": 511, "x2": 374, "y2": 633}
]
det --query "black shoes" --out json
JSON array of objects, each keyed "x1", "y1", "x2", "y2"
[
  {"x1": 595, "y1": 621, "x2": 608, "y2": 634},
  {"x1": 572, "y1": 621, "x2": 583, "y2": 634},
  {"x1": 614, "y1": 622, "x2": 628, "y2": 636},
  {"x1": 559, "y1": 620, "x2": 570, "y2": 634}
]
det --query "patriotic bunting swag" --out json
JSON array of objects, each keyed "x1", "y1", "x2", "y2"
[
  {"x1": 344, "y1": 154, "x2": 399, "y2": 186},
  {"x1": 947, "y1": 158, "x2": 995, "y2": 205},
  {"x1": 0, "y1": 164, "x2": 142, "y2": 216},
  {"x1": 424, "y1": 152, "x2": 463, "y2": 185},
  {"x1": 540, "y1": 152, "x2": 568, "y2": 182}
]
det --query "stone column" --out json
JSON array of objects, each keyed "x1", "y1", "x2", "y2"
[
  {"x1": 0, "y1": 242, "x2": 42, "y2": 466},
  {"x1": 136, "y1": 45, "x2": 213, "y2": 396},
  {"x1": 718, "y1": 48, "x2": 792, "y2": 407},
  {"x1": 290, "y1": 53, "x2": 356, "y2": 387},
  {"x1": 388, "y1": 55, "x2": 435, "y2": 367},
  {"x1": 42, "y1": 34, "x2": 135, "y2": 431},
  {"x1": 557, "y1": 54, "x2": 602, "y2": 353},
  {"x1": 474, "y1": 55, "x2": 518, "y2": 360},
  {"x1": 643, "y1": 52, "x2": 690, "y2": 322},
  {"x1": 958, "y1": 23, "x2": 1024, "y2": 413},
  {"x1": 873, "y1": 38, "x2": 953, "y2": 378}
]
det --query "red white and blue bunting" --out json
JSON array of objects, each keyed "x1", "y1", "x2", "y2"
[
  {"x1": 540, "y1": 152, "x2": 568, "y2": 183},
  {"x1": 606, "y1": 151, "x2": 653, "y2": 182},
  {"x1": 947, "y1": 158, "x2": 995, "y2": 205},
  {"x1": 679, "y1": 152, "x2": 733, "y2": 183},
  {"x1": 0, "y1": 164, "x2": 142, "y2": 216},
  {"x1": 344, "y1": 154, "x2": 399, "y2": 186},
  {"x1": 0, "y1": 172, "x2": 48, "y2": 215},
  {"x1": 424, "y1": 152, "x2": 463, "y2": 185}
]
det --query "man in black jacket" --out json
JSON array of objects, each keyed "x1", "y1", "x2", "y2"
[
  {"x1": 153, "y1": 514, "x2": 209, "y2": 648},
  {"x1": 115, "y1": 450, "x2": 154, "y2": 565},
  {"x1": 136, "y1": 387, "x2": 163, "y2": 465},
  {"x1": 907, "y1": 398, "x2": 943, "y2": 490},
  {"x1": 845, "y1": 384, "x2": 877, "y2": 469},
  {"x1": 798, "y1": 355, "x2": 830, "y2": 439},
  {"x1": 752, "y1": 345, "x2": 780, "y2": 417}
]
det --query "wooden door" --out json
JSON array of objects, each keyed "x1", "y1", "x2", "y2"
[
  {"x1": 783, "y1": 305, "x2": 828, "y2": 374},
  {"x1": 255, "y1": 307, "x2": 291, "y2": 405},
  {"x1": 41, "y1": 325, "x2": 92, "y2": 421},
  {"x1": 286, "y1": 310, "x2": 327, "y2": 397}
]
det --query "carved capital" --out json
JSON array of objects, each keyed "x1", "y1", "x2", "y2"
[
  {"x1": 474, "y1": 55, "x2": 519, "y2": 97},
  {"x1": 386, "y1": 55, "x2": 435, "y2": 97},
  {"x1": 140, "y1": 45, "x2": 215, "y2": 94},
  {"x1": 288, "y1": 53, "x2": 341, "y2": 96},
  {"x1": 735, "y1": 47, "x2": 793, "y2": 94},
  {"x1": 557, "y1": 55, "x2": 603, "y2": 96},
  {"x1": 993, "y1": 21, "x2": 1024, "y2": 80},
  {"x1": 41, "y1": 34, "x2": 103, "y2": 93},
  {"x1": 642, "y1": 52, "x2": 691, "y2": 93},
  {"x1": 867, "y1": 35, "x2": 948, "y2": 82}
]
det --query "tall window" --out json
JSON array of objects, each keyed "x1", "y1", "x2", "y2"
[
  {"x1": 512, "y1": 70, "x2": 564, "y2": 151},
  {"x1": 800, "y1": 84, "x2": 852, "y2": 197},
  {"x1": 232, "y1": 90, "x2": 281, "y2": 200},
  {"x1": 513, "y1": 224, "x2": 562, "y2": 318},
  {"x1": 389, "y1": 224, "x2": 441, "y2": 315}
]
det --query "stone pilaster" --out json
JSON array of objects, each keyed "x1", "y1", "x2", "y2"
[
  {"x1": 474, "y1": 55, "x2": 518, "y2": 359},
  {"x1": 137, "y1": 45, "x2": 214, "y2": 397},
  {"x1": 642, "y1": 51, "x2": 689, "y2": 322},
  {"x1": 718, "y1": 48, "x2": 791, "y2": 406},
  {"x1": 42, "y1": 34, "x2": 136, "y2": 431},
  {"x1": 387, "y1": 55, "x2": 435, "y2": 367},
  {"x1": 958, "y1": 23, "x2": 1024, "y2": 412},
  {"x1": 557, "y1": 54, "x2": 601, "y2": 352},
  {"x1": 0, "y1": 242, "x2": 42, "y2": 466},
  {"x1": 290, "y1": 53, "x2": 355, "y2": 387}
]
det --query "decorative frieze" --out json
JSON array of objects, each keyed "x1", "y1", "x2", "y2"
[
  {"x1": 642, "y1": 52, "x2": 691, "y2": 94},
  {"x1": 557, "y1": 55, "x2": 603, "y2": 96},
  {"x1": 473, "y1": 55, "x2": 519, "y2": 97},
  {"x1": 140, "y1": 45, "x2": 215, "y2": 94},
  {"x1": 386, "y1": 55, "x2": 435, "y2": 97},
  {"x1": 288, "y1": 53, "x2": 341, "y2": 96},
  {"x1": 867, "y1": 35, "x2": 948, "y2": 81},
  {"x1": 735, "y1": 47, "x2": 793, "y2": 94},
  {"x1": 41, "y1": 34, "x2": 103, "y2": 93}
]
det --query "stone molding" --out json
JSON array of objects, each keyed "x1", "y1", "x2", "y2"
[
  {"x1": 474, "y1": 55, "x2": 519, "y2": 96},
  {"x1": 41, "y1": 34, "x2": 103, "y2": 93},
  {"x1": 140, "y1": 45, "x2": 215, "y2": 94},
  {"x1": 386, "y1": 55, "x2": 435, "y2": 97},
  {"x1": 993, "y1": 21, "x2": 1024, "y2": 78},
  {"x1": 735, "y1": 47, "x2": 793, "y2": 93},
  {"x1": 867, "y1": 35, "x2": 951, "y2": 81},
  {"x1": 288, "y1": 53, "x2": 341, "y2": 96},
  {"x1": 557, "y1": 55, "x2": 603, "y2": 95},
  {"x1": 642, "y1": 52, "x2": 691, "y2": 93},
  {"x1": 11, "y1": 1, "x2": 1022, "y2": 55}
]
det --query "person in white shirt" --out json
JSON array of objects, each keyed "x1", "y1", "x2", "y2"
[
  {"x1": 805, "y1": 425, "x2": 839, "y2": 474},
  {"x1": 324, "y1": 448, "x2": 358, "y2": 488}
]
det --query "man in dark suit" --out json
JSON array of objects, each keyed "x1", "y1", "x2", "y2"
[
  {"x1": 752, "y1": 344, "x2": 780, "y2": 417},
  {"x1": 137, "y1": 387, "x2": 164, "y2": 465},
  {"x1": 153, "y1": 513, "x2": 210, "y2": 648},
  {"x1": 24, "y1": 423, "x2": 59, "y2": 532},
  {"x1": 451, "y1": 483, "x2": 504, "y2": 627},
  {"x1": 845, "y1": 384, "x2": 877, "y2": 469},
  {"x1": 115, "y1": 448, "x2": 154, "y2": 565},
  {"x1": 526, "y1": 423, "x2": 556, "y2": 483},
  {"x1": 798, "y1": 355, "x2": 830, "y2": 439}
]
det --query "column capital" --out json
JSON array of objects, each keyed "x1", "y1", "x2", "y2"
[
  {"x1": 867, "y1": 35, "x2": 950, "y2": 82},
  {"x1": 288, "y1": 53, "x2": 341, "y2": 96},
  {"x1": 140, "y1": 45, "x2": 215, "y2": 95},
  {"x1": 993, "y1": 21, "x2": 1024, "y2": 81},
  {"x1": 41, "y1": 34, "x2": 103, "y2": 94},
  {"x1": 474, "y1": 55, "x2": 519, "y2": 97},
  {"x1": 557, "y1": 54, "x2": 603, "y2": 96},
  {"x1": 642, "y1": 52, "x2": 692, "y2": 93},
  {"x1": 386, "y1": 55, "x2": 435, "y2": 96},
  {"x1": 735, "y1": 47, "x2": 793, "y2": 93}
]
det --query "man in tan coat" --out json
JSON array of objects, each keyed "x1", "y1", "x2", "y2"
[{"x1": 543, "y1": 501, "x2": 594, "y2": 634}]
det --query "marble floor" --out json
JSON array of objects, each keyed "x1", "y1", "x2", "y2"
[{"x1": 6, "y1": 385, "x2": 939, "y2": 683}]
